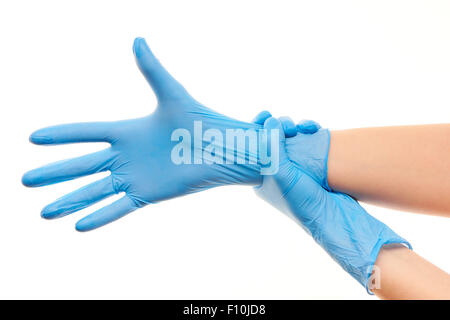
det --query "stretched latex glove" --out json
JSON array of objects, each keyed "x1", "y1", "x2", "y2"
[
  {"x1": 22, "y1": 38, "x2": 265, "y2": 232},
  {"x1": 253, "y1": 113, "x2": 411, "y2": 290}
]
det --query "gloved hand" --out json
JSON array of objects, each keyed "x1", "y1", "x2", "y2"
[
  {"x1": 253, "y1": 112, "x2": 411, "y2": 291},
  {"x1": 276, "y1": 116, "x2": 331, "y2": 190},
  {"x1": 22, "y1": 38, "x2": 269, "y2": 231}
]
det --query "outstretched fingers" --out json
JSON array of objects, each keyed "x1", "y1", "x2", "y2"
[
  {"x1": 22, "y1": 148, "x2": 115, "y2": 187},
  {"x1": 29, "y1": 122, "x2": 116, "y2": 145},
  {"x1": 75, "y1": 195, "x2": 139, "y2": 232},
  {"x1": 133, "y1": 37, "x2": 192, "y2": 103},
  {"x1": 41, "y1": 176, "x2": 118, "y2": 219}
]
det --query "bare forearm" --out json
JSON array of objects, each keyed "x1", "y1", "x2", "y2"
[
  {"x1": 327, "y1": 124, "x2": 450, "y2": 216},
  {"x1": 372, "y1": 244, "x2": 450, "y2": 299}
]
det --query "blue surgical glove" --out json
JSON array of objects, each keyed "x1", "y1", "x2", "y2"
[
  {"x1": 22, "y1": 38, "x2": 267, "y2": 231},
  {"x1": 254, "y1": 114, "x2": 411, "y2": 291},
  {"x1": 255, "y1": 113, "x2": 331, "y2": 190}
]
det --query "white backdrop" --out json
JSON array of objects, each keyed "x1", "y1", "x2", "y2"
[{"x1": 0, "y1": 0, "x2": 449, "y2": 299}]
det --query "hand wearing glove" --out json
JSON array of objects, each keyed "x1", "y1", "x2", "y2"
[
  {"x1": 22, "y1": 38, "x2": 270, "y2": 232},
  {"x1": 275, "y1": 115, "x2": 331, "y2": 190},
  {"x1": 254, "y1": 111, "x2": 330, "y2": 190},
  {"x1": 253, "y1": 112, "x2": 411, "y2": 290}
]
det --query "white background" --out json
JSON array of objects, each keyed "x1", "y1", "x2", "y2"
[{"x1": 0, "y1": 1, "x2": 449, "y2": 299}]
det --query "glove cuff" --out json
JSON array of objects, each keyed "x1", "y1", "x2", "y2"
[{"x1": 364, "y1": 235, "x2": 412, "y2": 295}]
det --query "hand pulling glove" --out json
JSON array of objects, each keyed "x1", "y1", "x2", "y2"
[{"x1": 253, "y1": 112, "x2": 411, "y2": 291}]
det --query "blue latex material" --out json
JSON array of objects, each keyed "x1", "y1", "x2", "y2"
[
  {"x1": 254, "y1": 113, "x2": 329, "y2": 188},
  {"x1": 254, "y1": 114, "x2": 411, "y2": 290},
  {"x1": 22, "y1": 38, "x2": 269, "y2": 231},
  {"x1": 277, "y1": 117, "x2": 331, "y2": 190}
]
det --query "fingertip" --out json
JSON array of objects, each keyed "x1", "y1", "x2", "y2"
[
  {"x1": 75, "y1": 226, "x2": 88, "y2": 232},
  {"x1": 22, "y1": 169, "x2": 46, "y2": 187},
  {"x1": 263, "y1": 116, "x2": 282, "y2": 130},
  {"x1": 29, "y1": 129, "x2": 53, "y2": 144},
  {"x1": 133, "y1": 37, "x2": 152, "y2": 60},
  {"x1": 133, "y1": 37, "x2": 143, "y2": 58},
  {"x1": 296, "y1": 119, "x2": 321, "y2": 134},
  {"x1": 40, "y1": 209, "x2": 53, "y2": 219},
  {"x1": 279, "y1": 116, "x2": 297, "y2": 138},
  {"x1": 75, "y1": 219, "x2": 92, "y2": 232},
  {"x1": 252, "y1": 110, "x2": 272, "y2": 125},
  {"x1": 133, "y1": 37, "x2": 142, "y2": 54},
  {"x1": 260, "y1": 110, "x2": 272, "y2": 118},
  {"x1": 133, "y1": 37, "x2": 145, "y2": 44},
  {"x1": 40, "y1": 204, "x2": 59, "y2": 220},
  {"x1": 21, "y1": 171, "x2": 35, "y2": 187}
]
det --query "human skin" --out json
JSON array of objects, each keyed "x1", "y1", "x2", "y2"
[
  {"x1": 280, "y1": 122, "x2": 450, "y2": 298},
  {"x1": 372, "y1": 245, "x2": 450, "y2": 299},
  {"x1": 327, "y1": 124, "x2": 450, "y2": 217}
]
